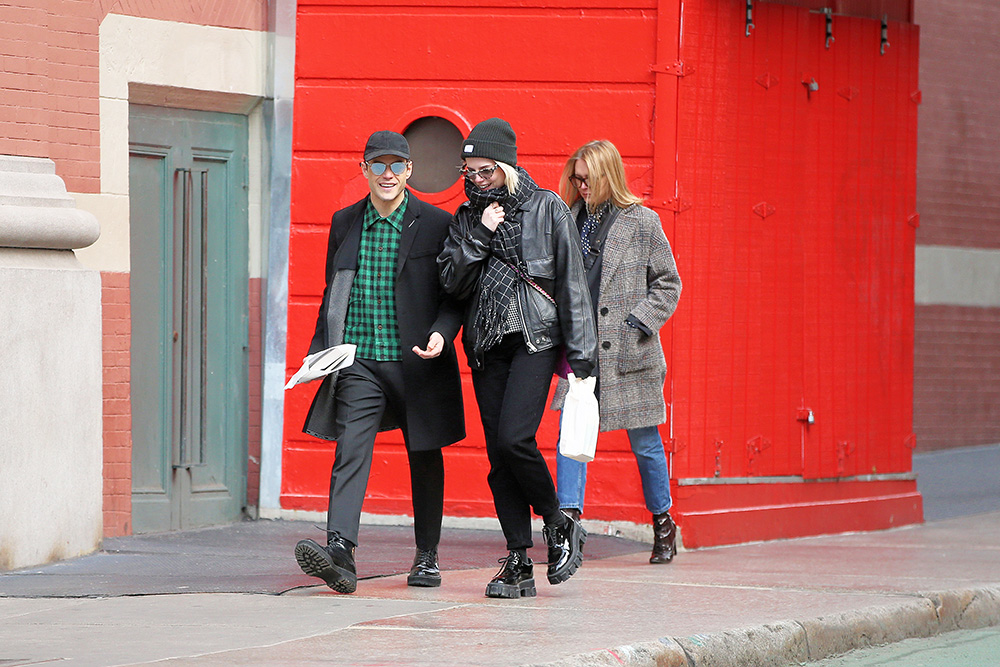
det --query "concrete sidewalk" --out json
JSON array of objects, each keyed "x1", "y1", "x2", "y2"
[{"x1": 1, "y1": 510, "x2": 998, "y2": 667}]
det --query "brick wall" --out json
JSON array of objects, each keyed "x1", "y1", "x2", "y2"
[
  {"x1": 0, "y1": 1, "x2": 266, "y2": 194},
  {"x1": 914, "y1": 305, "x2": 1000, "y2": 450},
  {"x1": 0, "y1": 1, "x2": 101, "y2": 193},
  {"x1": 915, "y1": 0, "x2": 1000, "y2": 250},
  {"x1": 94, "y1": 0, "x2": 266, "y2": 31},
  {"x1": 101, "y1": 271, "x2": 132, "y2": 537},
  {"x1": 912, "y1": 0, "x2": 1000, "y2": 451}
]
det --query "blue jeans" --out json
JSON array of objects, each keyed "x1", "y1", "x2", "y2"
[{"x1": 556, "y1": 421, "x2": 672, "y2": 515}]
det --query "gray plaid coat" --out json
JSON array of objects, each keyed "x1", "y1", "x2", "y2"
[{"x1": 553, "y1": 201, "x2": 681, "y2": 432}]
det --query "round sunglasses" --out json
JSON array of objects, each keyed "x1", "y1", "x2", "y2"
[
  {"x1": 363, "y1": 160, "x2": 409, "y2": 176},
  {"x1": 459, "y1": 163, "x2": 500, "y2": 181}
]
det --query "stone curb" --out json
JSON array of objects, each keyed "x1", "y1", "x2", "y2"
[{"x1": 525, "y1": 587, "x2": 1000, "y2": 667}]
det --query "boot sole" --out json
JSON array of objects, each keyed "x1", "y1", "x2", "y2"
[
  {"x1": 485, "y1": 578, "x2": 536, "y2": 599},
  {"x1": 649, "y1": 546, "x2": 676, "y2": 564},
  {"x1": 407, "y1": 573, "x2": 442, "y2": 587},
  {"x1": 294, "y1": 540, "x2": 357, "y2": 594},
  {"x1": 547, "y1": 523, "x2": 587, "y2": 585}
]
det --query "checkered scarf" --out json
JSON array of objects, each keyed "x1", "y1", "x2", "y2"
[{"x1": 465, "y1": 166, "x2": 538, "y2": 355}]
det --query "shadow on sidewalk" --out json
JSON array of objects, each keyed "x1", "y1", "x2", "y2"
[
  {"x1": 6, "y1": 444, "x2": 995, "y2": 600},
  {"x1": 0, "y1": 520, "x2": 646, "y2": 598}
]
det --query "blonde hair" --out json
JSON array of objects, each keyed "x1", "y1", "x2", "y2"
[
  {"x1": 559, "y1": 140, "x2": 642, "y2": 212},
  {"x1": 497, "y1": 161, "x2": 519, "y2": 194}
]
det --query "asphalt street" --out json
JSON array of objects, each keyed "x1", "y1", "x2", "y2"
[
  {"x1": 913, "y1": 443, "x2": 1000, "y2": 521},
  {"x1": 805, "y1": 626, "x2": 1000, "y2": 666},
  {"x1": 803, "y1": 443, "x2": 1000, "y2": 667}
]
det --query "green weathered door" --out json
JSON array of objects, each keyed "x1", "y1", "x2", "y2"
[{"x1": 129, "y1": 105, "x2": 249, "y2": 533}]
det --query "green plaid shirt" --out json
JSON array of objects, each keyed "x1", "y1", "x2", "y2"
[{"x1": 343, "y1": 195, "x2": 406, "y2": 361}]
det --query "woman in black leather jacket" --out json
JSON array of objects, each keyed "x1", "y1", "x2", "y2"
[{"x1": 438, "y1": 118, "x2": 598, "y2": 599}]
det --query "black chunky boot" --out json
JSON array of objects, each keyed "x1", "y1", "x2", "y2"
[
  {"x1": 407, "y1": 548, "x2": 441, "y2": 587},
  {"x1": 649, "y1": 511, "x2": 677, "y2": 564},
  {"x1": 294, "y1": 532, "x2": 358, "y2": 593},
  {"x1": 485, "y1": 551, "x2": 536, "y2": 599},
  {"x1": 543, "y1": 510, "x2": 586, "y2": 584}
]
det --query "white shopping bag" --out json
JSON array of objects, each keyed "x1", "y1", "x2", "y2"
[{"x1": 558, "y1": 373, "x2": 599, "y2": 462}]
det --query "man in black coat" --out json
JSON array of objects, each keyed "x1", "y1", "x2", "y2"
[{"x1": 294, "y1": 131, "x2": 465, "y2": 594}]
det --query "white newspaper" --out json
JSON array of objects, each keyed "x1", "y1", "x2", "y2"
[{"x1": 284, "y1": 343, "x2": 357, "y2": 390}]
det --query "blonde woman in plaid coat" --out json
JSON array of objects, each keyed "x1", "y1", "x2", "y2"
[{"x1": 553, "y1": 140, "x2": 682, "y2": 563}]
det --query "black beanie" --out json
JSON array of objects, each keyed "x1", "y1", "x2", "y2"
[{"x1": 462, "y1": 118, "x2": 517, "y2": 166}]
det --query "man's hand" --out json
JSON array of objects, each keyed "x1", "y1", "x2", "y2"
[{"x1": 412, "y1": 331, "x2": 445, "y2": 359}]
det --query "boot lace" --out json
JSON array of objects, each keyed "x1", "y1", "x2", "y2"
[
  {"x1": 414, "y1": 549, "x2": 437, "y2": 569},
  {"x1": 494, "y1": 551, "x2": 526, "y2": 576}
]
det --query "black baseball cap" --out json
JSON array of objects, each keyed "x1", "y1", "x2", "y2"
[{"x1": 364, "y1": 131, "x2": 410, "y2": 162}]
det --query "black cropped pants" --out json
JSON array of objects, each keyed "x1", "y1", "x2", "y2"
[{"x1": 471, "y1": 334, "x2": 562, "y2": 552}]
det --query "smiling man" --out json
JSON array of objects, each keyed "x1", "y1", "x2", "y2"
[{"x1": 294, "y1": 131, "x2": 465, "y2": 594}]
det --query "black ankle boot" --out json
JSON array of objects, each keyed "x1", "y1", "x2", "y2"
[
  {"x1": 543, "y1": 510, "x2": 586, "y2": 585},
  {"x1": 294, "y1": 533, "x2": 358, "y2": 593},
  {"x1": 650, "y1": 512, "x2": 676, "y2": 564},
  {"x1": 485, "y1": 551, "x2": 536, "y2": 599},
  {"x1": 407, "y1": 547, "x2": 441, "y2": 587}
]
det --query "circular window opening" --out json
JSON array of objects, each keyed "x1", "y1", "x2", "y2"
[{"x1": 403, "y1": 116, "x2": 464, "y2": 193}]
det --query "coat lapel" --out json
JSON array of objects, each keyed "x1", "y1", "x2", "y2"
[
  {"x1": 599, "y1": 204, "x2": 638, "y2": 293},
  {"x1": 332, "y1": 199, "x2": 366, "y2": 272},
  {"x1": 395, "y1": 194, "x2": 419, "y2": 278}
]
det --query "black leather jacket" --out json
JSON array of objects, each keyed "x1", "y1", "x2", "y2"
[{"x1": 438, "y1": 188, "x2": 598, "y2": 377}]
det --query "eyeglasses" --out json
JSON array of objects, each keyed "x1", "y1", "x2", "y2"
[
  {"x1": 568, "y1": 174, "x2": 589, "y2": 188},
  {"x1": 459, "y1": 163, "x2": 500, "y2": 181},
  {"x1": 363, "y1": 160, "x2": 409, "y2": 176}
]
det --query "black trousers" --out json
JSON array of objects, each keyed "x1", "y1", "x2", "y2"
[
  {"x1": 471, "y1": 334, "x2": 561, "y2": 551},
  {"x1": 326, "y1": 358, "x2": 444, "y2": 551}
]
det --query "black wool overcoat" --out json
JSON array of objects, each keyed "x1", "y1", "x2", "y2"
[{"x1": 302, "y1": 192, "x2": 466, "y2": 451}]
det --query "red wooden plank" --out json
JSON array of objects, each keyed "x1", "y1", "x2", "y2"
[
  {"x1": 293, "y1": 85, "x2": 656, "y2": 159},
  {"x1": 296, "y1": 10, "x2": 657, "y2": 83},
  {"x1": 679, "y1": 481, "x2": 922, "y2": 548}
]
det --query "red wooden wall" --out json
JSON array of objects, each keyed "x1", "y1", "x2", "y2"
[
  {"x1": 669, "y1": 0, "x2": 921, "y2": 546},
  {"x1": 285, "y1": 0, "x2": 665, "y2": 520},
  {"x1": 285, "y1": 0, "x2": 922, "y2": 547}
]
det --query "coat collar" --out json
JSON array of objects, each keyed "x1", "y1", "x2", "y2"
[
  {"x1": 569, "y1": 200, "x2": 639, "y2": 289},
  {"x1": 395, "y1": 194, "x2": 420, "y2": 278},
  {"x1": 332, "y1": 190, "x2": 422, "y2": 278}
]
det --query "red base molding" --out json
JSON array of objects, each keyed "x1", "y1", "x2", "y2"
[{"x1": 674, "y1": 479, "x2": 923, "y2": 548}]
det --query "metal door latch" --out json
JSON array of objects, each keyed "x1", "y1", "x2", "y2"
[
  {"x1": 797, "y1": 408, "x2": 815, "y2": 425},
  {"x1": 811, "y1": 8, "x2": 834, "y2": 49}
]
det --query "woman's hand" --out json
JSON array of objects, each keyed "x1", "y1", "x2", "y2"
[{"x1": 481, "y1": 202, "x2": 505, "y2": 231}]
